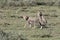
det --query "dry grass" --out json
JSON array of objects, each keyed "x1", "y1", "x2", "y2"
[
  {"x1": 0, "y1": 0, "x2": 60, "y2": 8},
  {"x1": 0, "y1": 6, "x2": 60, "y2": 40}
]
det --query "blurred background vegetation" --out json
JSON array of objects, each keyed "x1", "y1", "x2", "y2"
[
  {"x1": 0, "y1": 0, "x2": 60, "y2": 8},
  {"x1": 0, "y1": 0, "x2": 60, "y2": 40}
]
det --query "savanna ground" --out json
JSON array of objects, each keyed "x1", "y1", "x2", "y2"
[{"x1": 0, "y1": 6, "x2": 60, "y2": 40}]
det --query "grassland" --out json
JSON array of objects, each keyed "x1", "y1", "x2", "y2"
[{"x1": 0, "y1": 6, "x2": 60, "y2": 40}]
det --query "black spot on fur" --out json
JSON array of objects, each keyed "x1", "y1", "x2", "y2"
[
  {"x1": 26, "y1": 16, "x2": 29, "y2": 21},
  {"x1": 39, "y1": 12, "x2": 43, "y2": 16}
]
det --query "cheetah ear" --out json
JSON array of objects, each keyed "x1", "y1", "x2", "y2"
[{"x1": 26, "y1": 16, "x2": 29, "y2": 21}]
